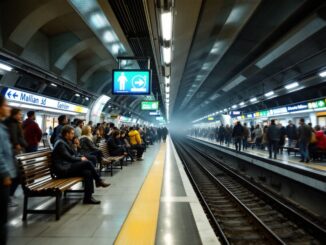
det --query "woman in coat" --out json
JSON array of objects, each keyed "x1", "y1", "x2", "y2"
[{"x1": 79, "y1": 126, "x2": 103, "y2": 163}]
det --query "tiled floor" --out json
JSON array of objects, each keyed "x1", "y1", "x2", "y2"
[{"x1": 7, "y1": 143, "x2": 160, "y2": 245}]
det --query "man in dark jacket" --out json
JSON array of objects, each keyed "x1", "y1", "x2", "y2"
[
  {"x1": 267, "y1": 120, "x2": 281, "y2": 159},
  {"x1": 297, "y1": 118, "x2": 312, "y2": 163},
  {"x1": 22, "y1": 111, "x2": 42, "y2": 153},
  {"x1": 50, "y1": 115, "x2": 68, "y2": 145},
  {"x1": 232, "y1": 121, "x2": 244, "y2": 151},
  {"x1": 52, "y1": 125, "x2": 109, "y2": 204},
  {"x1": 286, "y1": 120, "x2": 297, "y2": 151}
]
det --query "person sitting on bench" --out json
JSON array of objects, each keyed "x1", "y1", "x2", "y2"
[{"x1": 52, "y1": 125, "x2": 109, "y2": 204}]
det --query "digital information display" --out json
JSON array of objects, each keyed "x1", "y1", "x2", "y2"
[
  {"x1": 141, "y1": 101, "x2": 159, "y2": 110},
  {"x1": 112, "y1": 69, "x2": 151, "y2": 95}
]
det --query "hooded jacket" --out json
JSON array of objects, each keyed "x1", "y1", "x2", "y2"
[
  {"x1": 22, "y1": 118, "x2": 42, "y2": 147},
  {"x1": 128, "y1": 130, "x2": 142, "y2": 145}
]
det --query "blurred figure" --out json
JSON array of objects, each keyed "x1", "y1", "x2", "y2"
[
  {"x1": 267, "y1": 120, "x2": 280, "y2": 159},
  {"x1": 22, "y1": 111, "x2": 42, "y2": 153},
  {"x1": 4, "y1": 108, "x2": 27, "y2": 207},
  {"x1": 225, "y1": 124, "x2": 232, "y2": 147},
  {"x1": 50, "y1": 115, "x2": 68, "y2": 145},
  {"x1": 286, "y1": 120, "x2": 297, "y2": 153},
  {"x1": 298, "y1": 118, "x2": 312, "y2": 163},
  {"x1": 232, "y1": 121, "x2": 244, "y2": 151},
  {"x1": 0, "y1": 94, "x2": 16, "y2": 245},
  {"x1": 242, "y1": 123, "x2": 249, "y2": 150},
  {"x1": 74, "y1": 119, "x2": 84, "y2": 138},
  {"x1": 253, "y1": 125, "x2": 263, "y2": 148},
  {"x1": 162, "y1": 127, "x2": 168, "y2": 143}
]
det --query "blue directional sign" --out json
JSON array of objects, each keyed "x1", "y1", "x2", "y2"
[{"x1": 112, "y1": 69, "x2": 151, "y2": 95}]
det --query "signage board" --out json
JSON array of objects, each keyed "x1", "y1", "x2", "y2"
[
  {"x1": 149, "y1": 111, "x2": 160, "y2": 116},
  {"x1": 141, "y1": 101, "x2": 159, "y2": 110},
  {"x1": 3, "y1": 88, "x2": 88, "y2": 113},
  {"x1": 308, "y1": 99, "x2": 326, "y2": 109},
  {"x1": 112, "y1": 69, "x2": 151, "y2": 95},
  {"x1": 287, "y1": 103, "x2": 308, "y2": 112},
  {"x1": 156, "y1": 116, "x2": 164, "y2": 121},
  {"x1": 230, "y1": 111, "x2": 241, "y2": 117}
]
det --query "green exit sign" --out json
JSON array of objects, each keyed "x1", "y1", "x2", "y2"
[{"x1": 141, "y1": 101, "x2": 159, "y2": 110}]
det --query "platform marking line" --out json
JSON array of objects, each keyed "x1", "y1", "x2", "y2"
[{"x1": 114, "y1": 143, "x2": 166, "y2": 245}]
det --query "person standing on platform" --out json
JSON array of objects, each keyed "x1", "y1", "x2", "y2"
[
  {"x1": 267, "y1": 120, "x2": 281, "y2": 159},
  {"x1": 224, "y1": 124, "x2": 232, "y2": 147},
  {"x1": 232, "y1": 121, "x2": 244, "y2": 151},
  {"x1": 4, "y1": 108, "x2": 27, "y2": 207},
  {"x1": 22, "y1": 111, "x2": 42, "y2": 153},
  {"x1": 218, "y1": 125, "x2": 225, "y2": 145},
  {"x1": 242, "y1": 123, "x2": 249, "y2": 150},
  {"x1": 286, "y1": 120, "x2": 297, "y2": 153},
  {"x1": 50, "y1": 115, "x2": 68, "y2": 145},
  {"x1": 298, "y1": 118, "x2": 312, "y2": 163},
  {"x1": 162, "y1": 127, "x2": 168, "y2": 143},
  {"x1": 0, "y1": 94, "x2": 16, "y2": 245},
  {"x1": 128, "y1": 127, "x2": 144, "y2": 160}
]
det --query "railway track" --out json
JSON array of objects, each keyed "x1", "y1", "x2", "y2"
[{"x1": 173, "y1": 138, "x2": 326, "y2": 245}]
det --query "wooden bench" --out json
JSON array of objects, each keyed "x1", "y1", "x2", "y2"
[
  {"x1": 16, "y1": 150, "x2": 84, "y2": 220},
  {"x1": 98, "y1": 142, "x2": 124, "y2": 176},
  {"x1": 283, "y1": 146, "x2": 300, "y2": 156}
]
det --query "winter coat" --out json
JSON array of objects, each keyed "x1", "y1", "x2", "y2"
[
  {"x1": 298, "y1": 124, "x2": 312, "y2": 144},
  {"x1": 267, "y1": 125, "x2": 281, "y2": 142},
  {"x1": 286, "y1": 124, "x2": 297, "y2": 140},
  {"x1": 129, "y1": 130, "x2": 142, "y2": 145},
  {"x1": 315, "y1": 131, "x2": 326, "y2": 150},
  {"x1": 79, "y1": 135, "x2": 99, "y2": 155},
  {"x1": 4, "y1": 117, "x2": 27, "y2": 151},
  {"x1": 0, "y1": 123, "x2": 16, "y2": 178},
  {"x1": 22, "y1": 118, "x2": 42, "y2": 147},
  {"x1": 232, "y1": 124, "x2": 244, "y2": 138}
]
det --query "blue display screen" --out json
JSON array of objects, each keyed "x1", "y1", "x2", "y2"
[{"x1": 112, "y1": 69, "x2": 151, "y2": 95}]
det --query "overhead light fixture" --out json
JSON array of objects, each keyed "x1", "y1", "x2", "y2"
[
  {"x1": 111, "y1": 43, "x2": 120, "y2": 54},
  {"x1": 0, "y1": 62, "x2": 13, "y2": 71},
  {"x1": 161, "y1": 12, "x2": 172, "y2": 41},
  {"x1": 166, "y1": 94, "x2": 170, "y2": 99},
  {"x1": 285, "y1": 82, "x2": 299, "y2": 90},
  {"x1": 239, "y1": 101, "x2": 245, "y2": 106},
  {"x1": 265, "y1": 91, "x2": 274, "y2": 97},
  {"x1": 85, "y1": 97, "x2": 89, "y2": 101},
  {"x1": 165, "y1": 76, "x2": 170, "y2": 85},
  {"x1": 232, "y1": 105, "x2": 237, "y2": 109},
  {"x1": 90, "y1": 12, "x2": 107, "y2": 29},
  {"x1": 163, "y1": 47, "x2": 171, "y2": 64},
  {"x1": 224, "y1": 108, "x2": 227, "y2": 112},
  {"x1": 250, "y1": 97, "x2": 257, "y2": 102},
  {"x1": 318, "y1": 70, "x2": 326, "y2": 77},
  {"x1": 75, "y1": 93, "x2": 80, "y2": 97},
  {"x1": 103, "y1": 31, "x2": 115, "y2": 43},
  {"x1": 50, "y1": 83, "x2": 57, "y2": 87},
  {"x1": 166, "y1": 86, "x2": 170, "y2": 93}
]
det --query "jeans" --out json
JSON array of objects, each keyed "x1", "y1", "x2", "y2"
[
  {"x1": 234, "y1": 137, "x2": 242, "y2": 151},
  {"x1": 242, "y1": 138, "x2": 248, "y2": 150},
  {"x1": 268, "y1": 140, "x2": 278, "y2": 158},
  {"x1": 0, "y1": 179, "x2": 9, "y2": 245},
  {"x1": 299, "y1": 141, "x2": 309, "y2": 161}
]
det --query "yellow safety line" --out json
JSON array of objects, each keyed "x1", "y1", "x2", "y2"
[{"x1": 114, "y1": 144, "x2": 166, "y2": 245}]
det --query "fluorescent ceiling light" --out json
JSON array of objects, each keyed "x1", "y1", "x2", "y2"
[
  {"x1": 111, "y1": 44, "x2": 120, "y2": 54},
  {"x1": 166, "y1": 86, "x2": 170, "y2": 93},
  {"x1": 75, "y1": 93, "x2": 80, "y2": 97},
  {"x1": 318, "y1": 70, "x2": 326, "y2": 77},
  {"x1": 0, "y1": 63, "x2": 13, "y2": 71},
  {"x1": 50, "y1": 83, "x2": 57, "y2": 87},
  {"x1": 85, "y1": 97, "x2": 89, "y2": 101},
  {"x1": 232, "y1": 105, "x2": 237, "y2": 109},
  {"x1": 265, "y1": 91, "x2": 274, "y2": 97},
  {"x1": 250, "y1": 97, "x2": 257, "y2": 102},
  {"x1": 161, "y1": 12, "x2": 172, "y2": 41},
  {"x1": 163, "y1": 47, "x2": 171, "y2": 64},
  {"x1": 224, "y1": 109, "x2": 227, "y2": 112},
  {"x1": 90, "y1": 12, "x2": 106, "y2": 29},
  {"x1": 103, "y1": 31, "x2": 115, "y2": 43},
  {"x1": 285, "y1": 82, "x2": 299, "y2": 90},
  {"x1": 166, "y1": 94, "x2": 170, "y2": 99},
  {"x1": 239, "y1": 102, "x2": 245, "y2": 106},
  {"x1": 165, "y1": 77, "x2": 170, "y2": 85}
]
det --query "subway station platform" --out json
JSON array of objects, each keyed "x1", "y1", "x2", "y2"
[
  {"x1": 190, "y1": 136, "x2": 326, "y2": 193},
  {"x1": 7, "y1": 138, "x2": 218, "y2": 245}
]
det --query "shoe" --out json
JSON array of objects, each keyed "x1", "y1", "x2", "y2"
[
  {"x1": 96, "y1": 181, "x2": 110, "y2": 188},
  {"x1": 83, "y1": 197, "x2": 101, "y2": 205}
]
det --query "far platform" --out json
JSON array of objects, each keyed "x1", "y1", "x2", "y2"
[{"x1": 189, "y1": 136, "x2": 326, "y2": 193}]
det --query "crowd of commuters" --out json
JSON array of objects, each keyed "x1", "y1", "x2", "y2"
[
  {"x1": 191, "y1": 119, "x2": 326, "y2": 163},
  {"x1": 0, "y1": 93, "x2": 169, "y2": 245}
]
